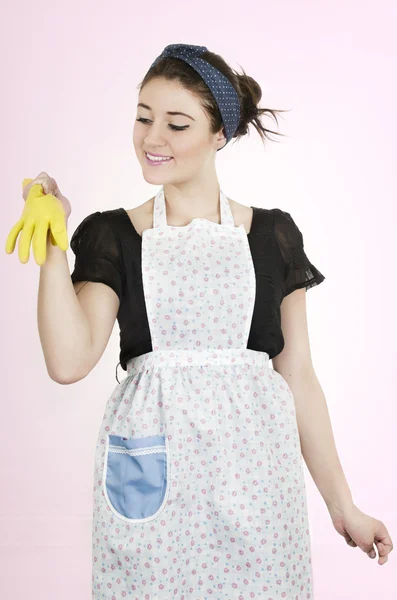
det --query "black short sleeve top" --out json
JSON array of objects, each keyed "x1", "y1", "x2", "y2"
[{"x1": 70, "y1": 205, "x2": 325, "y2": 378}]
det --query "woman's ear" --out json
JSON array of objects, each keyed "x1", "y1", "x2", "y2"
[{"x1": 215, "y1": 127, "x2": 227, "y2": 151}]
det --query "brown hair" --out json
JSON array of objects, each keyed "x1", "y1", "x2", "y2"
[{"x1": 137, "y1": 49, "x2": 288, "y2": 148}]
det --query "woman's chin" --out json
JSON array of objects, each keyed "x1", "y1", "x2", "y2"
[{"x1": 142, "y1": 171, "x2": 168, "y2": 184}]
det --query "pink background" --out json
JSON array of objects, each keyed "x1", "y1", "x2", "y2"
[{"x1": 1, "y1": 0, "x2": 396, "y2": 597}]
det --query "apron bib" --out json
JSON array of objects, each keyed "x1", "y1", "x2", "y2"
[{"x1": 142, "y1": 185, "x2": 256, "y2": 353}]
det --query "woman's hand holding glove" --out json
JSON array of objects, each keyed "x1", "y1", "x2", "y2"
[{"x1": 5, "y1": 172, "x2": 72, "y2": 266}]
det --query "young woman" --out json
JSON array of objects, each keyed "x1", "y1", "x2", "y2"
[{"x1": 31, "y1": 44, "x2": 392, "y2": 599}]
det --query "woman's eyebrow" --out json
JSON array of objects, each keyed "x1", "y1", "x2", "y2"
[{"x1": 137, "y1": 103, "x2": 196, "y2": 121}]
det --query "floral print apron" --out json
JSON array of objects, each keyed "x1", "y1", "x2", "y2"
[{"x1": 91, "y1": 186, "x2": 314, "y2": 599}]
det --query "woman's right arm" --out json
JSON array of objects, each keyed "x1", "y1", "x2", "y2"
[{"x1": 38, "y1": 230, "x2": 119, "y2": 384}]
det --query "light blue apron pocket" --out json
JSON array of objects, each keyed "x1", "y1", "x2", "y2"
[{"x1": 104, "y1": 434, "x2": 168, "y2": 522}]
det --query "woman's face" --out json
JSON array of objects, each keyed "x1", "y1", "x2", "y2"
[{"x1": 133, "y1": 77, "x2": 226, "y2": 185}]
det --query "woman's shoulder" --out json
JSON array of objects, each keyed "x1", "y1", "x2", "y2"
[{"x1": 246, "y1": 203, "x2": 276, "y2": 238}]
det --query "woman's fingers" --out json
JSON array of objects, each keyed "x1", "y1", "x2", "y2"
[
  {"x1": 22, "y1": 172, "x2": 59, "y2": 200},
  {"x1": 374, "y1": 524, "x2": 393, "y2": 565}
]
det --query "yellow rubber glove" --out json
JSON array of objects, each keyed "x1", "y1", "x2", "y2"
[{"x1": 5, "y1": 178, "x2": 69, "y2": 266}]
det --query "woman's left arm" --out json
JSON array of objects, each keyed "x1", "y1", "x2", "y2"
[{"x1": 273, "y1": 288, "x2": 393, "y2": 566}]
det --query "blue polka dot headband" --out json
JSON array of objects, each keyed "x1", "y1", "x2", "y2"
[{"x1": 148, "y1": 43, "x2": 241, "y2": 150}]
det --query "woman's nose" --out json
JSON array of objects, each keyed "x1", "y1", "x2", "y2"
[{"x1": 144, "y1": 123, "x2": 167, "y2": 146}]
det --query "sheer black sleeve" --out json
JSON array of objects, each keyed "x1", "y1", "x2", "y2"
[
  {"x1": 273, "y1": 208, "x2": 325, "y2": 297},
  {"x1": 70, "y1": 211, "x2": 124, "y2": 301}
]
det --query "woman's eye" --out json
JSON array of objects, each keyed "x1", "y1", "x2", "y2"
[
  {"x1": 136, "y1": 117, "x2": 189, "y2": 131},
  {"x1": 169, "y1": 124, "x2": 189, "y2": 131}
]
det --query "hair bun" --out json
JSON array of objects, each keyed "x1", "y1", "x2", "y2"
[{"x1": 249, "y1": 105, "x2": 259, "y2": 120}]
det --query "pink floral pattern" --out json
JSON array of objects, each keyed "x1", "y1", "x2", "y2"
[{"x1": 92, "y1": 187, "x2": 313, "y2": 599}]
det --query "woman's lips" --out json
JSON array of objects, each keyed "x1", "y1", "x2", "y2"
[{"x1": 145, "y1": 152, "x2": 174, "y2": 166}]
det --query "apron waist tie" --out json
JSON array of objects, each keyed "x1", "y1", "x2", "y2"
[{"x1": 125, "y1": 348, "x2": 270, "y2": 378}]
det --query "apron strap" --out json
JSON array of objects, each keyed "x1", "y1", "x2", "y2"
[{"x1": 153, "y1": 186, "x2": 235, "y2": 228}]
